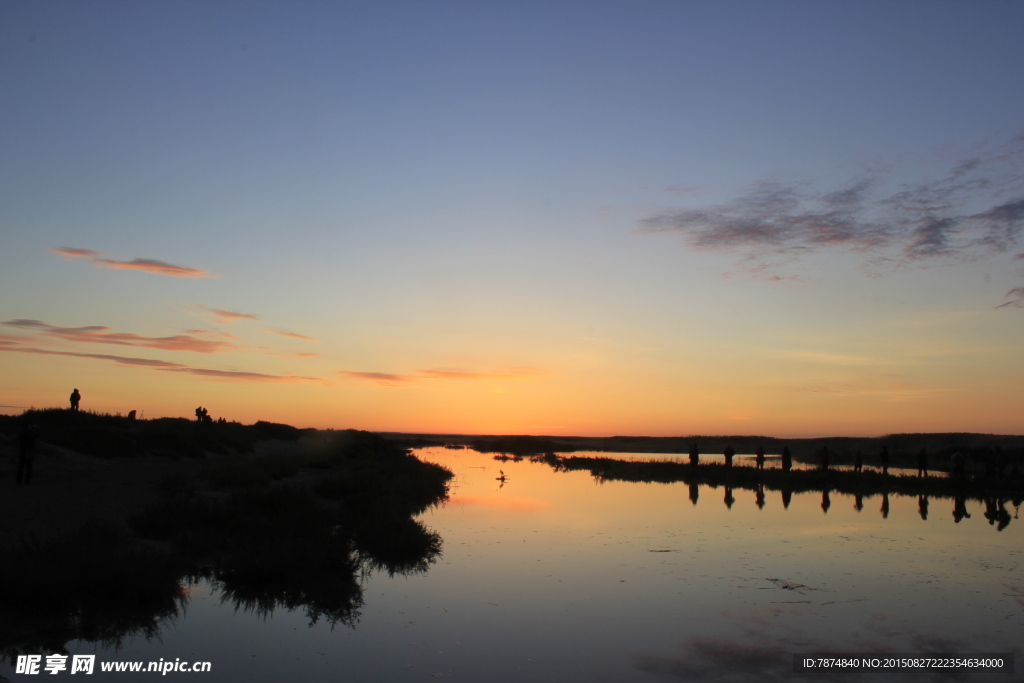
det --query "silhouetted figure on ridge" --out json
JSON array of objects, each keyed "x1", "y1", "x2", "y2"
[
  {"x1": 17, "y1": 422, "x2": 39, "y2": 485},
  {"x1": 69, "y1": 388, "x2": 81, "y2": 411},
  {"x1": 127, "y1": 409, "x2": 136, "y2": 421},
  {"x1": 689, "y1": 443, "x2": 699, "y2": 467},
  {"x1": 755, "y1": 445, "x2": 765, "y2": 470},
  {"x1": 723, "y1": 444, "x2": 735, "y2": 468},
  {"x1": 917, "y1": 448, "x2": 929, "y2": 478},
  {"x1": 781, "y1": 446, "x2": 792, "y2": 472},
  {"x1": 918, "y1": 495, "x2": 929, "y2": 521},
  {"x1": 688, "y1": 483, "x2": 699, "y2": 506},
  {"x1": 880, "y1": 445, "x2": 890, "y2": 475},
  {"x1": 950, "y1": 451, "x2": 966, "y2": 479}
]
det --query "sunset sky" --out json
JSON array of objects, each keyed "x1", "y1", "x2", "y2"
[{"x1": 3, "y1": 1, "x2": 1024, "y2": 436}]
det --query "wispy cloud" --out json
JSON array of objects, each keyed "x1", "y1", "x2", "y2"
[
  {"x1": 0, "y1": 345, "x2": 320, "y2": 383},
  {"x1": 52, "y1": 247, "x2": 101, "y2": 259},
  {"x1": 640, "y1": 134, "x2": 1024, "y2": 285},
  {"x1": 3, "y1": 319, "x2": 234, "y2": 353},
  {"x1": 190, "y1": 304, "x2": 261, "y2": 324},
  {"x1": 996, "y1": 286, "x2": 1024, "y2": 309},
  {"x1": 262, "y1": 328, "x2": 318, "y2": 342},
  {"x1": 338, "y1": 371, "x2": 416, "y2": 386},
  {"x1": 52, "y1": 247, "x2": 212, "y2": 278},
  {"x1": 339, "y1": 366, "x2": 547, "y2": 387}
]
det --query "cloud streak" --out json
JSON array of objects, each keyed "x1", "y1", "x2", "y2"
[
  {"x1": 190, "y1": 304, "x2": 261, "y2": 324},
  {"x1": 3, "y1": 319, "x2": 234, "y2": 354},
  {"x1": 52, "y1": 247, "x2": 212, "y2": 278},
  {"x1": 640, "y1": 134, "x2": 1024, "y2": 285},
  {"x1": 0, "y1": 344, "x2": 320, "y2": 383},
  {"x1": 262, "y1": 328, "x2": 319, "y2": 342},
  {"x1": 339, "y1": 366, "x2": 547, "y2": 387}
]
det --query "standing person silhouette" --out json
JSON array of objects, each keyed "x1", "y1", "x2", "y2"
[
  {"x1": 880, "y1": 445, "x2": 890, "y2": 475},
  {"x1": 917, "y1": 447, "x2": 929, "y2": 478},
  {"x1": 755, "y1": 445, "x2": 765, "y2": 470},
  {"x1": 781, "y1": 446, "x2": 792, "y2": 472},
  {"x1": 69, "y1": 388, "x2": 81, "y2": 411},
  {"x1": 723, "y1": 444, "x2": 736, "y2": 468},
  {"x1": 689, "y1": 443, "x2": 700, "y2": 467},
  {"x1": 17, "y1": 422, "x2": 39, "y2": 485}
]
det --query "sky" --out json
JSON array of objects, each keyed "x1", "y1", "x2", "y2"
[{"x1": 2, "y1": 1, "x2": 1024, "y2": 437}]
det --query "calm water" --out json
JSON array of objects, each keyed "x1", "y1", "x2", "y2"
[{"x1": 3, "y1": 447, "x2": 1021, "y2": 682}]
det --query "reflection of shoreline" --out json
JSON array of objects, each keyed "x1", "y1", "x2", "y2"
[
  {"x1": 537, "y1": 453, "x2": 1024, "y2": 502},
  {"x1": 0, "y1": 431, "x2": 452, "y2": 662}
]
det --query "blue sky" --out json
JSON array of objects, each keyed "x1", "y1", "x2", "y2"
[{"x1": 3, "y1": 1, "x2": 1024, "y2": 435}]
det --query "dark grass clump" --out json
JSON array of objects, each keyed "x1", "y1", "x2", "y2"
[{"x1": 0, "y1": 523, "x2": 186, "y2": 660}]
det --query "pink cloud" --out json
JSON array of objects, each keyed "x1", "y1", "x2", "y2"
[
  {"x1": 3, "y1": 319, "x2": 234, "y2": 353},
  {"x1": 262, "y1": 328, "x2": 318, "y2": 342}
]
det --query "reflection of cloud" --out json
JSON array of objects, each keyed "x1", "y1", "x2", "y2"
[
  {"x1": 262, "y1": 328, "x2": 318, "y2": 342},
  {"x1": 190, "y1": 304, "x2": 260, "y2": 324},
  {"x1": 339, "y1": 366, "x2": 547, "y2": 387},
  {"x1": 640, "y1": 135, "x2": 1024, "y2": 295},
  {"x1": 0, "y1": 345, "x2": 320, "y2": 383},
  {"x1": 448, "y1": 495, "x2": 551, "y2": 513},
  {"x1": 52, "y1": 246, "x2": 212, "y2": 277},
  {"x1": 3, "y1": 319, "x2": 233, "y2": 353}
]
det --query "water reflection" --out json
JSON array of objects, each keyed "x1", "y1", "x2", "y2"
[{"x1": 0, "y1": 435, "x2": 450, "y2": 664}]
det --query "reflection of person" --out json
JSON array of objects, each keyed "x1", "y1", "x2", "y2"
[
  {"x1": 880, "y1": 493, "x2": 890, "y2": 519},
  {"x1": 781, "y1": 446, "x2": 792, "y2": 472},
  {"x1": 952, "y1": 496, "x2": 971, "y2": 523},
  {"x1": 821, "y1": 490, "x2": 831, "y2": 514},
  {"x1": 918, "y1": 495, "x2": 929, "y2": 521},
  {"x1": 854, "y1": 493, "x2": 864, "y2": 512},
  {"x1": 781, "y1": 489, "x2": 792, "y2": 509},
  {"x1": 724, "y1": 445, "x2": 735, "y2": 468},
  {"x1": 17, "y1": 423, "x2": 39, "y2": 485},
  {"x1": 69, "y1": 388, "x2": 81, "y2": 411},
  {"x1": 688, "y1": 483, "x2": 699, "y2": 506},
  {"x1": 723, "y1": 487, "x2": 735, "y2": 509},
  {"x1": 755, "y1": 484, "x2": 765, "y2": 510}
]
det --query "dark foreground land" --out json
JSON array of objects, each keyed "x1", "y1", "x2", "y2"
[{"x1": 0, "y1": 409, "x2": 453, "y2": 661}]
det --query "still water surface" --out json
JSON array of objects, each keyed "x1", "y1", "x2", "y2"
[{"x1": 5, "y1": 447, "x2": 1021, "y2": 681}]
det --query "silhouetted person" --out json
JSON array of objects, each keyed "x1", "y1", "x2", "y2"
[
  {"x1": 917, "y1": 448, "x2": 928, "y2": 477},
  {"x1": 781, "y1": 446, "x2": 792, "y2": 472},
  {"x1": 854, "y1": 493, "x2": 864, "y2": 512},
  {"x1": 688, "y1": 483, "x2": 699, "y2": 506},
  {"x1": 880, "y1": 445, "x2": 890, "y2": 475},
  {"x1": 819, "y1": 446, "x2": 830, "y2": 472},
  {"x1": 952, "y1": 496, "x2": 970, "y2": 523},
  {"x1": 724, "y1": 486, "x2": 735, "y2": 509},
  {"x1": 195, "y1": 406, "x2": 204, "y2": 422},
  {"x1": 880, "y1": 493, "x2": 890, "y2": 519},
  {"x1": 755, "y1": 445, "x2": 765, "y2": 470},
  {"x1": 821, "y1": 490, "x2": 831, "y2": 514},
  {"x1": 781, "y1": 489, "x2": 792, "y2": 509},
  {"x1": 950, "y1": 451, "x2": 966, "y2": 479},
  {"x1": 723, "y1": 444, "x2": 735, "y2": 468},
  {"x1": 755, "y1": 484, "x2": 765, "y2": 510},
  {"x1": 69, "y1": 388, "x2": 81, "y2": 411},
  {"x1": 17, "y1": 423, "x2": 39, "y2": 485},
  {"x1": 689, "y1": 443, "x2": 699, "y2": 467},
  {"x1": 127, "y1": 410, "x2": 136, "y2": 421},
  {"x1": 918, "y1": 495, "x2": 929, "y2": 521},
  {"x1": 853, "y1": 450, "x2": 863, "y2": 473}
]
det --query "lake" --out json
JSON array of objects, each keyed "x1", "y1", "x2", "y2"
[{"x1": 2, "y1": 446, "x2": 1020, "y2": 682}]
